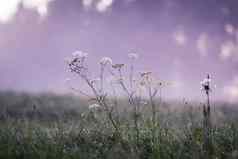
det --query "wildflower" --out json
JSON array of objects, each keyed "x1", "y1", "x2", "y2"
[
  {"x1": 140, "y1": 71, "x2": 152, "y2": 78},
  {"x1": 89, "y1": 103, "x2": 100, "y2": 109},
  {"x1": 200, "y1": 74, "x2": 211, "y2": 94},
  {"x1": 139, "y1": 72, "x2": 154, "y2": 87},
  {"x1": 99, "y1": 57, "x2": 113, "y2": 65},
  {"x1": 72, "y1": 51, "x2": 88, "y2": 59},
  {"x1": 112, "y1": 64, "x2": 125, "y2": 69},
  {"x1": 65, "y1": 51, "x2": 89, "y2": 76},
  {"x1": 128, "y1": 53, "x2": 139, "y2": 60}
]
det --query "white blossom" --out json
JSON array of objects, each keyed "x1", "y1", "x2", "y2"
[
  {"x1": 89, "y1": 103, "x2": 100, "y2": 109},
  {"x1": 200, "y1": 78, "x2": 211, "y2": 85},
  {"x1": 67, "y1": 50, "x2": 89, "y2": 76},
  {"x1": 99, "y1": 57, "x2": 112, "y2": 65},
  {"x1": 200, "y1": 75, "x2": 212, "y2": 92},
  {"x1": 72, "y1": 51, "x2": 88, "y2": 58},
  {"x1": 140, "y1": 71, "x2": 152, "y2": 77}
]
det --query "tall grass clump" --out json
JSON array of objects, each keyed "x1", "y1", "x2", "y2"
[
  {"x1": 200, "y1": 74, "x2": 213, "y2": 158},
  {"x1": 65, "y1": 51, "x2": 168, "y2": 153},
  {"x1": 0, "y1": 92, "x2": 238, "y2": 158},
  {"x1": 0, "y1": 51, "x2": 238, "y2": 159}
]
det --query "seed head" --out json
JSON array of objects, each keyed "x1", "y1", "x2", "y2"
[
  {"x1": 112, "y1": 64, "x2": 125, "y2": 69},
  {"x1": 72, "y1": 51, "x2": 88, "y2": 59},
  {"x1": 201, "y1": 74, "x2": 211, "y2": 94},
  {"x1": 140, "y1": 71, "x2": 152, "y2": 78},
  {"x1": 89, "y1": 103, "x2": 100, "y2": 109},
  {"x1": 66, "y1": 51, "x2": 89, "y2": 76},
  {"x1": 100, "y1": 57, "x2": 113, "y2": 65}
]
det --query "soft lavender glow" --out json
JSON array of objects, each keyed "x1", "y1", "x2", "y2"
[{"x1": 1, "y1": 0, "x2": 238, "y2": 102}]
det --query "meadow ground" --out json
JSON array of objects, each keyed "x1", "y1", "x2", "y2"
[{"x1": 0, "y1": 91, "x2": 238, "y2": 159}]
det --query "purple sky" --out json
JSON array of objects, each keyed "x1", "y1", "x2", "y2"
[{"x1": 1, "y1": 0, "x2": 238, "y2": 102}]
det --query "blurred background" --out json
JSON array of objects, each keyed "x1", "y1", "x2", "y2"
[{"x1": 0, "y1": 0, "x2": 238, "y2": 102}]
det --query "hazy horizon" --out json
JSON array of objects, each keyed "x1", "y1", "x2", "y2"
[{"x1": 1, "y1": 0, "x2": 238, "y2": 102}]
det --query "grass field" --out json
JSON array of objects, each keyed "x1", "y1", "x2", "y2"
[{"x1": 0, "y1": 91, "x2": 238, "y2": 159}]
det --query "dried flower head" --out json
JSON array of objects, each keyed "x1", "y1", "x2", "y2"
[
  {"x1": 89, "y1": 103, "x2": 100, "y2": 109},
  {"x1": 128, "y1": 53, "x2": 139, "y2": 60},
  {"x1": 100, "y1": 57, "x2": 113, "y2": 65},
  {"x1": 66, "y1": 51, "x2": 89, "y2": 76},
  {"x1": 140, "y1": 71, "x2": 152, "y2": 78},
  {"x1": 72, "y1": 51, "x2": 88, "y2": 59},
  {"x1": 112, "y1": 64, "x2": 125, "y2": 69},
  {"x1": 138, "y1": 72, "x2": 155, "y2": 88},
  {"x1": 201, "y1": 74, "x2": 211, "y2": 94}
]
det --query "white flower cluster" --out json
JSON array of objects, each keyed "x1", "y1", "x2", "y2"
[
  {"x1": 65, "y1": 50, "x2": 89, "y2": 76},
  {"x1": 72, "y1": 51, "x2": 88, "y2": 59},
  {"x1": 89, "y1": 103, "x2": 100, "y2": 109},
  {"x1": 200, "y1": 75, "x2": 211, "y2": 92},
  {"x1": 200, "y1": 78, "x2": 211, "y2": 86},
  {"x1": 100, "y1": 57, "x2": 113, "y2": 65}
]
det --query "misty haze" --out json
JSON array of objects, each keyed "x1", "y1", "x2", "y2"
[{"x1": 0, "y1": 0, "x2": 238, "y2": 159}]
